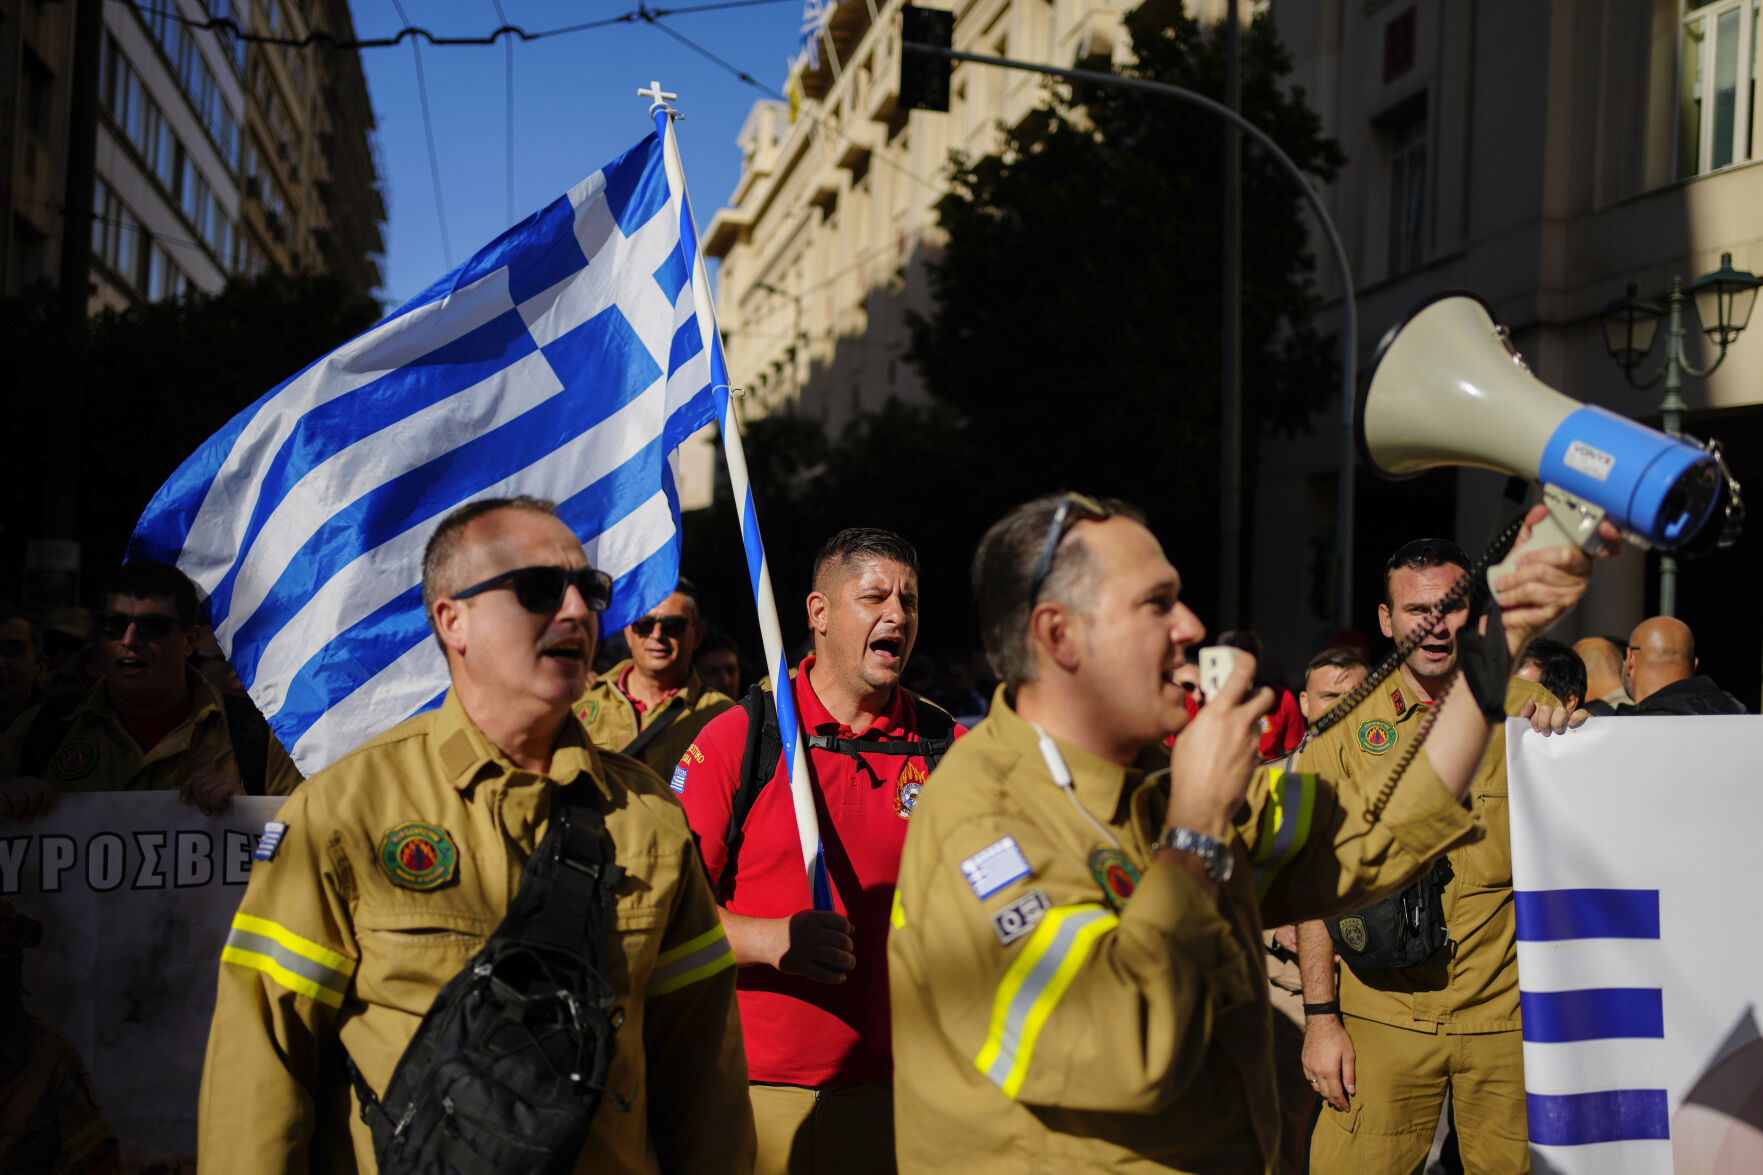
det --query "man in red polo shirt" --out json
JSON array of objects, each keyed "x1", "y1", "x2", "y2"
[{"x1": 674, "y1": 528, "x2": 963, "y2": 1175}]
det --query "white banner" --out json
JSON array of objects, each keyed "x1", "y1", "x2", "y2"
[
  {"x1": 1508, "y1": 715, "x2": 1763, "y2": 1175},
  {"x1": 1, "y1": 792, "x2": 283, "y2": 1172}
]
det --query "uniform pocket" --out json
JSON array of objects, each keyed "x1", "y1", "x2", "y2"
[
  {"x1": 1453, "y1": 788, "x2": 1512, "y2": 888},
  {"x1": 353, "y1": 907, "x2": 495, "y2": 1014}
]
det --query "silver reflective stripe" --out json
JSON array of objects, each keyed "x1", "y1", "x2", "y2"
[
  {"x1": 645, "y1": 926, "x2": 734, "y2": 996},
  {"x1": 981, "y1": 907, "x2": 1113, "y2": 1087},
  {"x1": 224, "y1": 925, "x2": 352, "y2": 996}
]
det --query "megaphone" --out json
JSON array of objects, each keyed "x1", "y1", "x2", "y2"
[{"x1": 1361, "y1": 292, "x2": 1742, "y2": 577}]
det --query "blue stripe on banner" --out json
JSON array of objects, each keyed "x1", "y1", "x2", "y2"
[
  {"x1": 1520, "y1": 988, "x2": 1664, "y2": 1043},
  {"x1": 1526, "y1": 1089, "x2": 1670, "y2": 1146},
  {"x1": 1514, "y1": 889, "x2": 1660, "y2": 942},
  {"x1": 507, "y1": 193, "x2": 590, "y2": 305},
  {"x1": 740, "y1": 487, "x2": 766, "y2": 588},
  {"x1": 205, "y1": 309, "x2": 539, "y2": 629},
  {"x1": 662, "y1": 386, "x2": 716, "y2": 454},
  {"x1": 653, "y1": 249, "x2": 690, "y2": 305},
  {"x1": 603, "y1": 135, "x2": 670, "y2": 236},
  {"x1": 274, "y1": 584, "x2": 429, "y2": 739},
  {"x1": 128, "y1": 391, "x2": 278, "y2": 571},
  {"x1": 231, "y1": 309, "x2": 661, "y2": 680},
  {"x1": 669, "y1": 316, "x2": 704, "y2": 374}
]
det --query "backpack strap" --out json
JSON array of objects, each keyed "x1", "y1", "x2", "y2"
[
  {"x1": 221, "y1": 693, "x2": 271, "y2": 796},
  {"x1": 19, "y1": 691, "x2": 83, "y2": 779},
  {"x1": 618, "y1": 702, "x2": 686, "y2": 760},
  {"x1": 720, "y1": 683, "x2": 783, "y2": 898}
]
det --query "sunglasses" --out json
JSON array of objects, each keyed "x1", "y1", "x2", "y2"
[
  {"x1": 96, "y1": 611, "x2": 183, "y2": 641},
  {"x1": 630, "y1": 614, "x2": 692, "y2": 640},
  {"x1": 1029, "y1": 493, "x2": 1133, "y2": 603},
  {"x1": 451, "y1": 566, "x2": 613, "y2": 614}
]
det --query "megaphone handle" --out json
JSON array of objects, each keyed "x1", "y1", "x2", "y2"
[{"x1": 1484, "y1": 484, "x2": 1607, "y2": 596}]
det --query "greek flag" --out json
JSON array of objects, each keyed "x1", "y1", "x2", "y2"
[
  {"x1": 1508, "y1": 716, "x2": 1763, "y2": 1175},
  {"x1": 130, "y1": 119, "x2": 720, "y2": 775},
  {"x1": 796, "y1": 0, "x2": 830, "y2": 71}
]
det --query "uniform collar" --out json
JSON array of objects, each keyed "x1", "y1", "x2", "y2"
[
  {"x1": 432, "y1": 689, "x2": 609, "y2": 800},
  {"x1": 1387, "y1": 675, "x2": 1436, "y2": 725},
  {"x1": 795, "y1": 654, "x2": 908, "y2": 739},
  {"x1": 84, "y1": 665, "x2": 223, "y2": 726},
  {"x1": 987, "y1": 683, "x2": 1142, "y2": 825},
  {"x1": 609, "y1": 658, "x2": 700, "y2": 710}
]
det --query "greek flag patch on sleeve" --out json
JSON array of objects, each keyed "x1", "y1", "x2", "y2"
[
  {"x1": 254, "y1": 821, "x2": 287, "y2": 862},
  {"x1": 961, "y1": 836, "x2": 1032, "y2": 899},
  {"x1": 670, "y1": 765, "x2": 688, "y2": 794}
]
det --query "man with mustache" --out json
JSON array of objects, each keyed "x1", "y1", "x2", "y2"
[
  {"x1": 674, "y1": 528, "x2": 963, "y2": 1175},
  {"x1": 1297, "y1": 538, "x2": 1565, "y2": 1175}
]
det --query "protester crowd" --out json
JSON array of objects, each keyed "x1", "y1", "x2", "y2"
[{"x1": 0, "y1": 491, "x2": 1749, "y2": 1175}]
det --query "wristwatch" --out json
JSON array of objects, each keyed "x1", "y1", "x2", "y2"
[{"x1": 1153, "y1": 826, "x2": 1234, "y2": 883}]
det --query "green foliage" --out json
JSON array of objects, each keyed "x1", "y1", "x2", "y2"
[
  {"x1": 904, "y1": 10, "x2": 1345, "y2": 617},
  {"x1": 1, "y1": 270, "x2": 381, "y2": 580}
]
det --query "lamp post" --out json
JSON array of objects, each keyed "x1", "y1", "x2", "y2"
[{"x1": 1601, "y1": 252, "x2": 1761, "y2": 615}]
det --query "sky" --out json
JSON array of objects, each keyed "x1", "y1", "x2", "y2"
[{"x1": 348, "y1": 0, "x2": 807, "y2": 308}]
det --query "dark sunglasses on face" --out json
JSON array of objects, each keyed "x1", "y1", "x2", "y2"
[
  {"x1": 451, "y1": 565, "x2": 613, "y2": 614},
  {"x1": 96, "y1": 611, "x2": 182, "y2": 641},
  {"x1": 629, "y1": 614, "x2": 691, "y2": 640}
]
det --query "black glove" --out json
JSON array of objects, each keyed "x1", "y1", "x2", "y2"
[{"x1": 1455, "y1": 604, "x2": 1511, "y2": 723}]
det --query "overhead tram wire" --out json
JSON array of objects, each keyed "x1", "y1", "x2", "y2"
[
  {"x1": 489, "y1": 0, "x2": 514, "y2": 224},
  {"x1": 388, "y1": 0, "x2": 453, "y2": 267}
]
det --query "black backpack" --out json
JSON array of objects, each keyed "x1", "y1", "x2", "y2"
[
  {"x1": 21, "y1": 689, "x2": 270, "y2": 794},
  {"x1": 346, "y1": 780, "x2": 628, "y2": 1175},
  {"x1": 720, "y1": 682, "x2": 955, "y2": 896},
  {"x1": 1324, "y1": 856, "x2": 1453, "y2": 974}
]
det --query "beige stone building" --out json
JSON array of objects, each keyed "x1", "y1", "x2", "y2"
[{"x1": 706, "y1": 0, "x2": 1763, "y2": 703}]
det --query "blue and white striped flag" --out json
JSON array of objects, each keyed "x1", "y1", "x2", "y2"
[
  {"x1": 1508, "y1": 715, "x2": 1763, "y2": 1175},
  {"x1": 795, "y1": 0, "x2": 830, "y2": 71},
  {"x1": 130, "y1": 125, "x2": 720, "y2": 775}
]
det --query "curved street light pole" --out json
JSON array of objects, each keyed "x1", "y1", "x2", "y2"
[{"x1": 906, "y1": 42, "x2": 1360, "y2": 629}]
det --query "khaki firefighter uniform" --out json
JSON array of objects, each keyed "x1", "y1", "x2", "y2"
[
  {"x1": 197, "y1": 690, "x2": 753, "y2": 1175},
  {"x1": 888, "y1": 687, "x2": 1481, "y2": 1174},
  {"x1": 0, "y1": 1016, "x2": 118, "y2": 1175},
  {"x1": 1298, "y1": 676, "x2": 1557, "y2": 1174},
  {"x1": 574, "y1": 661, "x2": 733, "y2": 769},
  {"x1": 0, "y1": 669, "x2": 301, "y2": 796}
]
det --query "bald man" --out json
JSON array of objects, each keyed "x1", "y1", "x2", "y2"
[
  {"x1": 1573, "y1": 635, "x2": 1632, "y2": 715},
  {"x1": 1618, "y1": 616, "x2": 1746, "y2": 715}
]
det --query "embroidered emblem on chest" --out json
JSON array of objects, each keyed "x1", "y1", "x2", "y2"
[
  {"x1": 52, "y1": 739, "x2": 99, "y2": 782},
  {"x1": 1088, "y1": 845, "x2": 1140, "y2": 910},
  {"x1": 1357, "y1": 718, "x2": 1397, "y2": 756},
  {"x1": 894, "y1": 761, "x2": 927, "y2": 819},
  {"x1": 379, "y1": 822, "x2": 459, "y2": 891},
  {"x1": 577, "y1": 700, "x2": 600, "y2": 724}
]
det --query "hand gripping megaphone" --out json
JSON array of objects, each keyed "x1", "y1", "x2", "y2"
[{"x1": 1361, "y1": 292, "x2": 1744, "y2": 582}]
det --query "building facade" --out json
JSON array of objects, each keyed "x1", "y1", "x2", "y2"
[{"x1": 0, "y1": 0, "x2": 384, "y2": 310}]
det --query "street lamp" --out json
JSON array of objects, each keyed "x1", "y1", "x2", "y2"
[{"x1": 1600, "y1": 251, "x2": 1761, "y2": 615}]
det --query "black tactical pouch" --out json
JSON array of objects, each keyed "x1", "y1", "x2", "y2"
[
  {"x1": 347, "y1": 783, "x2": 628, "y2": 1175},
  {"x1": 1324, "y1": 856, "x2": 1452, "y2": 974}
]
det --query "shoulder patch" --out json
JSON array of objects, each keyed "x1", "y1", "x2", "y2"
[
  {"x1": 379, "y1": 822, "x2": 458, "y2": 891},
  {"x1": 1390, "y1": 686, "x2": 1407, "y2": 716},
  {"x1": 1088, "y1": 845, "x2": 1140, "y2": 910},
  {"x1": 670, "y1": 764, "x2": 688, "y2": 794},
  {"x1": 960, "y1": 835, "x2": 1032, "y2": 899},
  {"x1": 991, "y1": 889, "x2": 1052, "y2": 944},
  {"x1": 1357, "y1": 718, "x2": 1397, "y2": 755},
  {"x1": 254, "y1": 820, "x2": 288, "y2": 862},
  {"x1": 578, "y1": 700, "x2": 600, "y2": 724},
  {"x1": 52, "y1": 739, "x2": 100, "y2": 782}
]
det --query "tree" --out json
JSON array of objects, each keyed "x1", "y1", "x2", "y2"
[
  {"x1": 905, "y1": 9, "x2": 1345, "y2": 621},
  {"x1": 1, "y1": 270, "x2": 381, "y2": 589}
]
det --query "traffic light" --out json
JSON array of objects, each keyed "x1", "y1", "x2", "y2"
[{"x1": 899, "y1": 6, "x2": 954, "y2": 113}]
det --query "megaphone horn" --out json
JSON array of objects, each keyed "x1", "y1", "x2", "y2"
[{"x1": 1361, "y1": 293, "x2": 1734, "y2": 574}]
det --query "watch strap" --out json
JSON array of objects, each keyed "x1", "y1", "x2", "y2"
[{"x1": 1303, "y1": 1001, "x2": 1341, "y2": 1017}]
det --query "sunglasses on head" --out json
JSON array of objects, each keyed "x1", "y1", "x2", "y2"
[
  {"x1": 96, "y1": 611, "x2": 183, "y2": 641},
  {"x1": 1029, "y1": 493, "x2": 1134, "y2": 603},
  {"x1": 451, "y1": 566, "x2": 613, "y2": 614},
  {"x1": 630, "y1": 614, "x2": 692, "y2": 640}
]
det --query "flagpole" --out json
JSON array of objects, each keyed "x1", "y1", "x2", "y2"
[{"x1": 651, "y1": 90, "x2": 835, "y2": 913}]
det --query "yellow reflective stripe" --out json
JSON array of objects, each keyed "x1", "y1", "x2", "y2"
[
  {"x1": 1251, "y1": 769, "x2": 1318, "y2": 901},
  {"x1": 646, "y1": 923, "x2": 734, "y2": 997},
  {"x1": 221, "y1": 912, "x2": 355, "y2": 1007},
  {"x1": 973, "y1": 904, "x2": 1118, "y2": 1098},
  {"x1": 232, "y1": 912, "x2": 357, "y2": 975},
  {"x1": 890, "y1": 889, "x2": 906, "y2": 929}
]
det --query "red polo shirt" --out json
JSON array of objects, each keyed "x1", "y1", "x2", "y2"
[{"x1": 674, "y1": 655, "x2": 965, "y2": 1087}]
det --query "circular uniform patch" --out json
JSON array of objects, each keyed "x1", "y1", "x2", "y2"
[
  {"x1": 1088, "y1": 845, "x2": 1140, "y2": 910},
  {"x1": 1339, "y1": 915, "x2": 1368, "y2": 953},
  {"x1": 895, "y1": 762, "x2": 928, "y2": 819},
  {"x1": 576, "y1": 700, "x2": 600, "y2": 724},
  {"x1": 1357, "y1": 718, "x2": 1397, "y2": 756},
  {"x1": 52, "y1": 739, "x2": 100, "y2": 782},
  {"x1": 379, "y1": 822, "x2": 458, "y2": 891}
]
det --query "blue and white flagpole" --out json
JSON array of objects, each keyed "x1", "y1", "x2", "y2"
[{"x1": 653, "y1": 86, "x2": 835, "y2": 913}]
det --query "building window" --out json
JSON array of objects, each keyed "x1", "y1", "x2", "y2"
[
  {"x1": 1381, "y1": 94, "x2": 1427, "y2": 277},
  {"x1": 1679, "y1": 0, "x2": 1758, "y2": 176}
]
